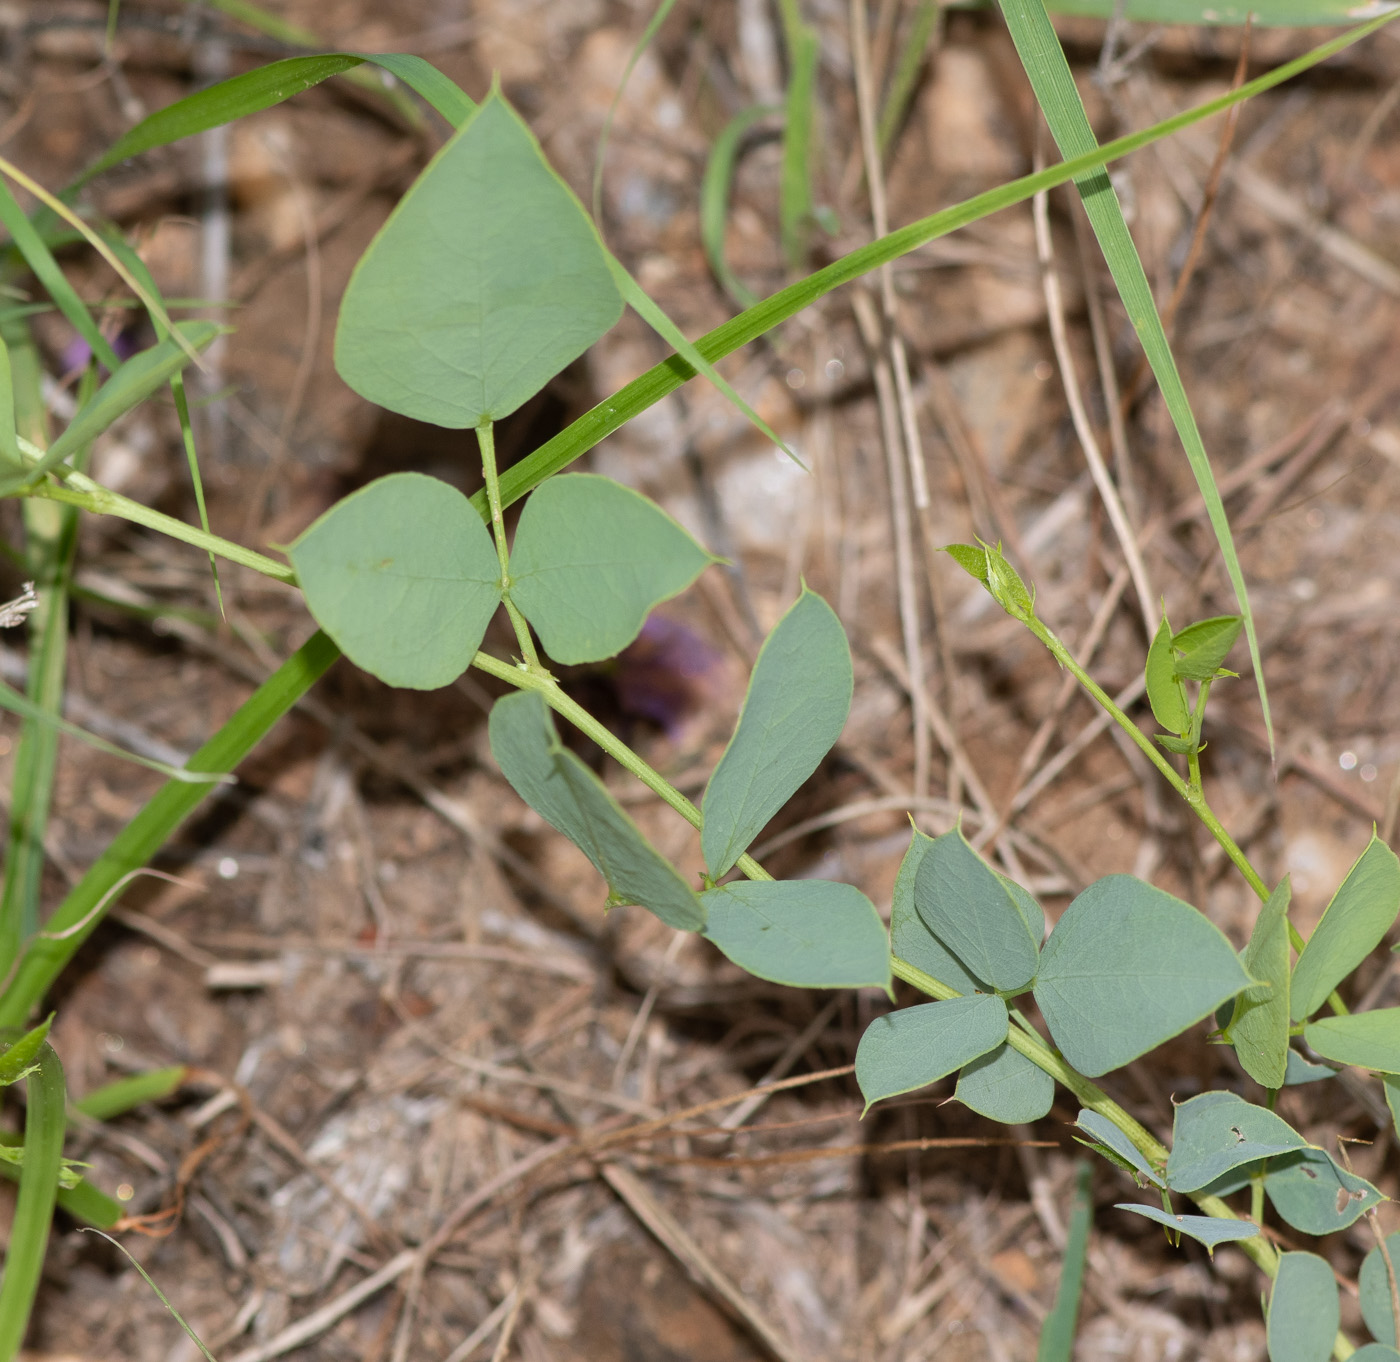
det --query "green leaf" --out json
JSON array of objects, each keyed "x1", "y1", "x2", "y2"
[
  {"x1": 0, "y1": 334, "x2": 19, "y2": 467},
  {"x1": 1359, "y1": 1231, "x2": 1400, "y2": 1348},
  {"x1": 1284, "y1": 1050, "x2": 1338, "y2": 1085},
  {"x1": 700, "y1": 879, "x2": 890, "y2": 991},
  {"x1": 5, "y1": 321, "x2": 223, "y2": 490},
  {"x1": 941, "y1": 542, "x2": 990, "y2": 588},
  {"x1": 1386, "y1": 1073, "x2": 1400, "y2": 1128},
  {"x1": 1036, "y1": 1162, "x2": 1092, "y2": 1362},
  {"x1": 1076, "y1": 1109, "x2": 1165, "y2": 1187},
  {"x1": 1145, "y1": 612, "x2": 1189, "y2": 735},
  {"x1": 1267, "y1": 1252, "x2": 1340, "y2": 1362},
  {"x1": 75, "y1": 1064, "x2": 188, "y2": 1122},
  {"x1": 1352, "y1": 1348, "x2": 1400, "y2": 1361},
  {"x1": 983, "y1": 541, "x2": 1036, "y2": 623},
  {"x1": 508, "y1": 474, "x2": 714, "y2": 664},
  {"x1": 1164, "y1": 1092, "x2": 1309, "y2": 1193},
  {"x1": 778, "y1": 0, "x2": 818, "y2": 268},
  {"x1": 913, "y1": 828, "x2": 1041, "y2": 993},
  {"x1": 956, "y1": 1042, "x2": 1054, "y2": 1124},
  {"x1": 1033, "y1": 875, "x2": 1252, "y2": 1077},
  {"x1": 1292, "y1": 835, "x2": 1400, "y2": 1023},
  {"x1": 701, "y1": 589, "x2": 852, "y2": 878},
  {"x1": 289, "y1": 473, "x2": 500, "y2": 690},
  {"x1": 1305, "y1": 1009, "x2": 1400, "y2": 1072},
  {"x1": 996, "y1": 0, "x2": 1273, "y2": 753},
  {"x1": 701, "y1": 105, "x2": 776, "y2": 308},
  {"x1": 1044, "y1": 0, "x2": 1386, "y2": 23},
  {"x1": 488, "y1": 691, "x2": 704, "y2": 932},
  {"x1": 1154, "y1": 733, "x2": 1196, "y2": 755},
  {"x1": 855, "y1": 995, "x2": 1008, "y2": 1112},
  {"x1": 1265, "y1": 1147, "x2": 1384, "y2": 1234},
  {"x1": 1171, "y1": 615, "x2": 1243, "y2": 682},
  {"x1": 336, "y1": 90, "x2": 623, "y2": 429},
  {"x1": 487, "y1": 20, "x2": 1397, "y2": 518},
  {"x1": 1113, "y1": 1203, "x2": 1258, "y2": 1250},
  {"x1": 890, "y1": 829, "x2": 988, "y2": 994},
  {"x1": 1229, "y1": 877, "x2": 1292, "y2": 1088},
  {"x1": 0, "y1": 1015, "x2": 52, "y2": 1087}
]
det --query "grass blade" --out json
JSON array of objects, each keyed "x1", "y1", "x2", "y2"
[
  {"x1": 996, "y1": 0, "x2": 1272, "y2": 752},
  {"x1": 701, "y1": 104, "x2": 780, "y2": 308},
  {"x1": 0, "y1": 631, "x2": 341, "y2": 1025},
  {"x1": 777, "y1": 0, "x2": 820, "y2": 267},
  {"x1": 75, "y1": 1064, "x2": 189, "y2": 1122},
  {"x1": 0, "y1": 1130, "x2": 122, "y2": 1227},
  {"x1": 477, "y1": 11, "x2": 1396, "y2": 519},
  {"x1": 0, "y1": 1041, "x2": 66, "y2": 1357},
  {"x1": 1037, "y1": 1161, "x2": 1094, "y2": 1361},
  {"x1": 878, "y1": 0, "x2": 939, "y2": 157}
]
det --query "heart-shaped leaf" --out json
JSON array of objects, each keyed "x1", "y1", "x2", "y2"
[
  {"x1": 700, "y1": 878, "x2": 890, "y2": 991},
  {"x1": 488, "y1": 690, "x2": 704, "y2": 931},
  {"x1": 508, "y1": 475, "x2": 714, "y2": 664},
  {"x1": 1164, "y1": 1092, "x2": 1309, "y2": 1193},
  {"x1": 955, "y1": 1042, "x2": 1053, "y2": 1124},
  {"x1": 1033, "y1": 875, "x2": 1252, "y2": 1076},
  {"x1": 290, "y1": 472, "x2": 501, "y2": 689},
  {"x1": 855, "y1": 994, "x2": 1007, "y2": 1113},
  {"x1": 336, "y1": 89, "x2": 623, "y2": 428},
  {"x1": 701, "y1": 589, "x2": 852, "y2": 878},
  {"x1": 1267, "y1": 1252, "x2": 1340, "y2": 1362}
]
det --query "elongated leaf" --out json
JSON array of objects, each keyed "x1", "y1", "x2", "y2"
[
  {"x1": 76, "y1": 1064, "x2": 188, "y2": 1122},
  {"x1": 1041, "y1": 0, "x2": 1392, "y2": 21},
  {"x1": 2, "y1": 322, "x2": 223, "y2": 492},
  {"x1": 1114, "y1": 1203, "x2": 1258, "y2": 1250},
  {"x1": 1386, "y1": 1073, "x2": 1400, "y2": 1127},
  {"x1": 508, "y1": 474, "x2": 714, "y2": 664},
  {"x1": 0, "y1": 632, "x2": 341, "y2": 1026},
  {"x1": 878, "y1": 0, "x2": 938, "y2": 156},
  {"x1": 1292, "y1": 835, "x2": 1400, "y2": 1022},
  {"x1": 0, "y1": 1015, "x2": 52, "y2": 1086},
  {"x1": 1037, "y1": 1162, "x2": 1092, "y2": 1362},
  {"x1": 1077, "y1": 1109, "x2": 1164, "y2": 1186},
  {"x1": 890, "y1": 828, "x2": 987, "y2": 994},
  {"x1": 1265, "y1": 1147, "x2": 1383, "y2": 1235},
  {"x1": 1033, "y1": 875, "x2": 1252, "y2": 1076},
  {"x1": 1352, "y1": 1347, "x2": 1400, "y2": 1361},
  {"x1": 701, "y1": 105, "x2": 777, "y2": 307},
  {"x1": 1284, "y1": 1050, "x2": 1338, "y2": 1085},
  {"x1": 0, "y1": 333, "x2": 18, "y2": 466},
  {"x1": 1145, "y1": 612, "x2": 1188, "y2": 735},
  {"x1": 1360, "y1": 1231, "x2": 1400, "y2": 1348},
  {"x1": 488, "y1": 690, "x2": 704, "y2": 931},
  {"x1": 1164, "y1": 1091, "x2": 1309, "y2": 1193},
  {"x1": 1229, "y1": 877, "x2": 1292, "y2": 1088},
  {"x1": 337, "y1": 90, "x2": 622, "y2": 429},
  {"x1": 778, "y1": 0, "x2": 818, "y2": 268},
  {"x1": 1267, "y1": 1252, "x2": 1340, "y2": 1362},
  {"x1": 957, "y1": 1041, "x2": 1054, "y2": 1124},
  {"x1": 79, "y1": 53, "x2": 474, "y2": 185},
  {"x1": 997, "y1": 0, "x2": 1272, "y2": 751},
  {"x1": 0, "y1": 1042, "x2": 65, "y2": 1357},
  {"x1": 855, "y1": 994, "x2": 1008, "y2": 1112},
  {"x1": 290, "y1": 473, "x2": 501, "y2": 690},
  {"x1": 1305, "y1": 1009, "x2": 1400, "y2": 1072},
  {"x1": 700, "y1": 878, "x2": 890, "y2": 991},
  {"x1": 914, "y1": 828, "x2": 1042, "y2": 993},
  {"x1": 1171, "y1": 615, "x2": 1242, "y2": 681},
  {"x1": 484, "y1": 19, "x2": 1398, "y2": 519},
  {"x1": 701, "y1": 589, "x2": 852, "y2": 878}
]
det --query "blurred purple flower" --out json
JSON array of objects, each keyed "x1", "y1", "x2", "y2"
[
  {"x1": 612, "y1": 615, "x2": 721, "y2": 739},
  {"x1": 60, "y1": 327, "x2": 141, "y2": 376}
]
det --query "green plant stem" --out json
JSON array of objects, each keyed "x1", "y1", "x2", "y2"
[
  {"x1": 16, "y1": 469, "x2": 295, "y2": 584},
  {"x1": 476, "y1": 421, "x2": 542, "y2": 670}
]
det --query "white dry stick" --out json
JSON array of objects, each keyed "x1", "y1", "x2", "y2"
[{"x1": 0, "y1": 581, "x2": 37, "y2": 628}]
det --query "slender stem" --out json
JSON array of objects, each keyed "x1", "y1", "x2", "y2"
[
  {"x1": 476, "y1": 421, "x2": 541, "y2": 669},
  {"x1": 1186, "y1": 677, "x2": 1214, "y2": 793}
]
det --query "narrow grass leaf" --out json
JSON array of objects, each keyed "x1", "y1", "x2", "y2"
[
  {"x1": 1292, "y1": 834, "x2": 1400, "y2": 1022},
  {"x1": 1033, "y1": 875, "x2": 1251, "y2": 1076},
  {"x1": 1076, "y1": 1109, "x2": 1164, "y2": 1186},
  {"x1": 0, "y1": 333, "x2": 18, "y2": 466},
  {"x1": 701, "y1": 105, "x2": 778, "y2": 308},
  {"x1": 1145, "y1": 612, "x2": 1188, "y2": 735},
  {"x1": 508, "y1": 474, "x2": 715, "y2": 664},
  {"x1": 877, "y1": 0, "x2": 939, "y2": 157},
  {"x1": 1171, "y1": 615, "x2": 1242, "y2": 681},
  {"x1": 890, "y1": 828, "x2": 987, "y2": 994},
  {"x1": 1305, "y1": 1009, "x2": 1400, "y2": 1072},
  {"x1": 76, "y1": 1064, "x2": 188, "y2": 1122},
  {"x1": 1359, "y1": 1231, "x2": 1400, "y2": 1347},
  {"x1": 1229, "y1": 876, "x2": 1292, "y2": 1088},
  {"x1": 337, "y1": 90, "x2": 622, "y2": 429},
  {"x1": 778, "y1": 0, "x2": 819, "y2": 267},
  {"x1": 485, "y1": 15, "x2": 1398, "y2": 517},
  {"x1": 1267, "y1": 1252, "x2": 1340, "y2": 1362},
  {"x1": 0, "y1": 1042, "x2": 66, "y2": 1358},
  {"x1": 856, "y1": 994, "x2": 1008, "y2": 1112},
  {"x1": 0, "y1": 631, "x2": 341, "y2": 1025},
  {"x1": 1037, "y1": 1162, "x2": 1092, "y2": 1362},
  {"x1": 1045, "y1": 0, "x2": 1395, "y2": 20},
  {"x1": 0, "y1": 1134, "x2": 121, "y2": 1226},
  {"x1": 957, "y1": 1042, "x2": 1054, "y2": 1124},
  {"x1": 290, "y1": 473, "x2": 501, "y2": 691},
  {"x1": 701, "y1": 589, "x2": 852, "y2": 878},
  {"x1": 1164, "y1": 1091, "x2": 1309, "y2": 1193},
  {"x1": 1265, "y1": 1148, "x2": 1383, "y2": 1235},
  {"x1": 700, "y1": 879, "x2": 891, "y2": 991},
  {"x1": 488, "y1": 691, "x2": 705, "y2": 932},
  {"x1": 997, "y1": 0, "x2": 1273, "y2": 751},
  {"x1": 913, "y1": 828, "x2": 1042, "y2": 992},
  {"x1": 0, "y1": 1014, "x2": 52, "y2": 1086},
  {"x1": 1114, "y1": 1204, "x2": 1258, "y2": 1250}
]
